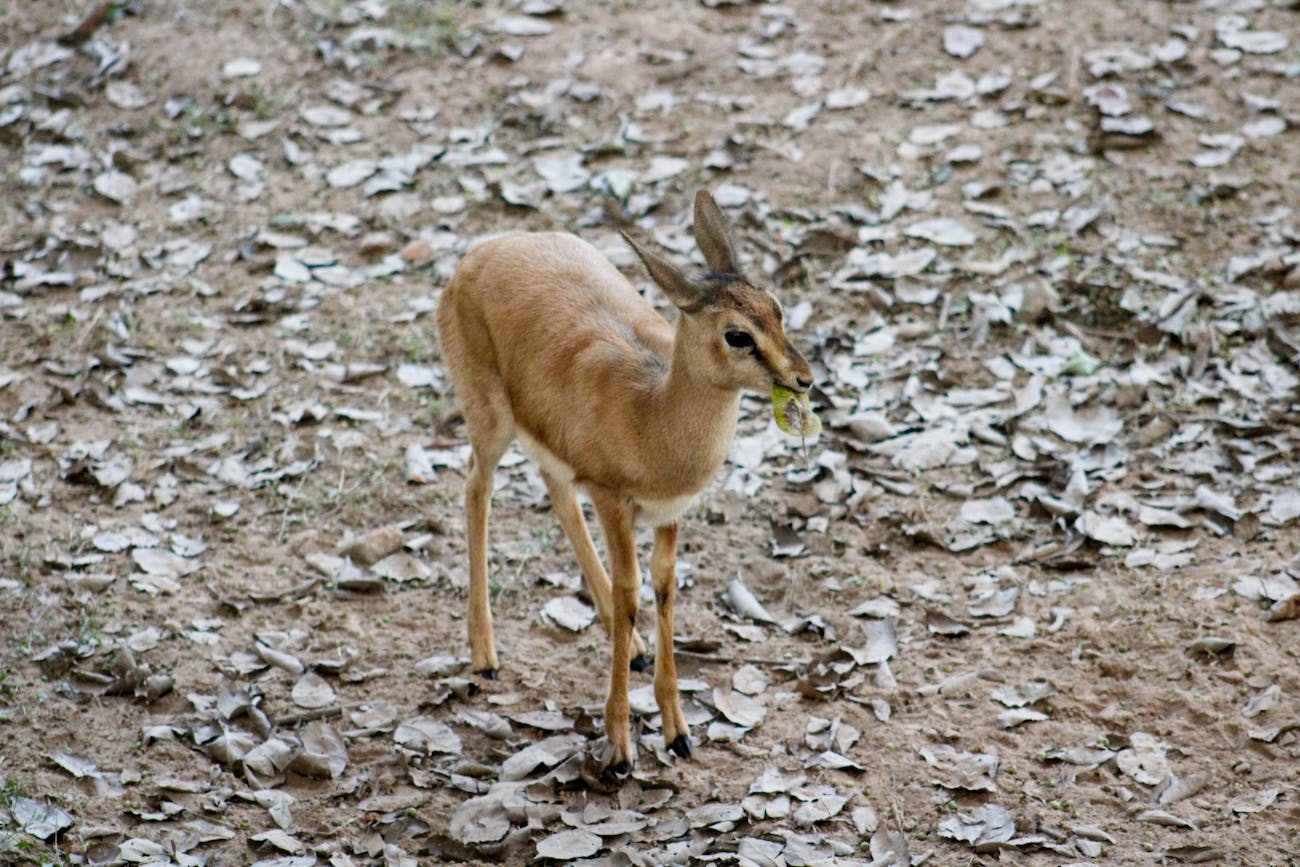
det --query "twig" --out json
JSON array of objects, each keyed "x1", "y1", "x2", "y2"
[
  {"x1": 674, "y1": 652, "x2": 808, "y2": 668},
  {"x1": 58, "y1": 2, "x2": 114, "y2": 46},
  {"x1": 275, "y1": 704, "x2": 343, "y2": 727}
]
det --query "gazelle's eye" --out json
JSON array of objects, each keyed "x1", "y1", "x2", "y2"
[{"x1": 724, "y1": 330, "x2": 755, "y2": 349}]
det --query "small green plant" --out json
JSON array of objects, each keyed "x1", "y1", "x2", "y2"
[
  {"x1": 0, "y1": 776, "x2": 24, "y2": 804},
  {"x1": 390, "y1": 0, "x2": 462, "y2": 56}
]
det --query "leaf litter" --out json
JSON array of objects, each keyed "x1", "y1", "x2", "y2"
[{"x1": 2, "y1": 0, "x2": 1299, "y2": 863}]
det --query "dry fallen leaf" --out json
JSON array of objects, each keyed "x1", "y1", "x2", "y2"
[
  {"x1": 920, "y1": 745, "x2": 999, "y2": 791},
  {"x1": 939, "y1": 803, "x2": 1015, "y2": 847},
  {"x1": 542, "y1": 596, "x2": 596, "y2": 632},
  {"x1": 394, "y1": 716, "x2": 462, "y2": 756}
]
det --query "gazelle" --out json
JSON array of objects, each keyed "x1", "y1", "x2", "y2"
[{"x1": 436, "y1": 191, "x2": 813, "y2": 772}]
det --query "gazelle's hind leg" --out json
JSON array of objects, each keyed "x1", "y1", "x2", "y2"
[
  {"x1": 541, "y1": 471, "x2": 648, "y2": 670},
  {"x1": 459, "y1": 386, "x2": 514, "y2": 678}
]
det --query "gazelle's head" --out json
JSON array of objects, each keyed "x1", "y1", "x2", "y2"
[{"x1": 623, "y1": 191, "x2": 814, "y2": 395}]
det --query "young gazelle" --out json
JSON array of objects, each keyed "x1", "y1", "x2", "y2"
[{"x1": 436, "y1": 191, "x2": 813, "y2": 772}]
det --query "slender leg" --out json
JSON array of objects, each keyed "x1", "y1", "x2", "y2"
[
  {"x1": 651, "y1": 523, "x2": 690, "y2": 758},
  {"x1": 589, "y1": 486, "x2": 639, "y2": 773},
  {"x1": 542, "y1": 471, "x2": 648, "y2": 669},
  {"x1": 465, "y1": 438, "x2": 508, "y2": 677}
]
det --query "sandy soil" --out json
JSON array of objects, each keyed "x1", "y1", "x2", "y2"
[{"x1": 1, "y1": 1, "x2": 1298, "y2": 865}]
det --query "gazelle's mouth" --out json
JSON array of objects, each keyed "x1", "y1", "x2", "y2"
[{"x1": 774, "y1": 377, "x2": 810, "y2": 395}]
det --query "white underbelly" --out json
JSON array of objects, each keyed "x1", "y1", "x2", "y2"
[
  {"x1": 634, "y1": 493, "x2": 699, "y2": 527},
  {"x1": 515, "y1": 429, "x2": 576, "y2": 484},
  {"x1": 515, "y1": 429, "x2": 697, "y2": 526}
]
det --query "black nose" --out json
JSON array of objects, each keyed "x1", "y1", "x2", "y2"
[{"x1": 796, "y1": 375, "x2": 813, "y2": 390}]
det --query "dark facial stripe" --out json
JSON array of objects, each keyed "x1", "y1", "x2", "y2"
[{"x1": 746, "y1": 326, "x2": 784, "y2": 380}]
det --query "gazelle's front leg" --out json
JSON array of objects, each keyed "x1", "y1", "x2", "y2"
[
  {"x1": 651, "y1": 523, "x2": 691, "y2": 758},
  {"x1": 540, "y1": 471, "x2": 649, "y2": 670},
  {"x1": 589, "y1": 487, "x2": 639, "y2": 774}
]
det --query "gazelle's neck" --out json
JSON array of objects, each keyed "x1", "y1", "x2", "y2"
[{"x1": 648, "y1": 318, "x2": 743, "y2": 488}]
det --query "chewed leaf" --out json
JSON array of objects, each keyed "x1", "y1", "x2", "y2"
[{"x1": 771, "y1": 384, "x2": 821, "y2": 437}]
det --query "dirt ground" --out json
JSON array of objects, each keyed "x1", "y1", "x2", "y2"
[{"x1": 2, "y1": 0, "x2": 1299, "y2": 865}]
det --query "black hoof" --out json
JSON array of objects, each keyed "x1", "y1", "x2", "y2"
[
  {"x1": 474, "y1": 667, "x2": 499, "y2": 681},
  {"x1": 629, "y1": 653, "x2": 650, "y2": 673},
  {"x1": 610, "y1": 759, "x2": 632, "y2": 776},
  {"x1": 668, "y1": 734, "x2": 692, "y2": 758}
]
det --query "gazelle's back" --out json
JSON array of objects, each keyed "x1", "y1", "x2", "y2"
[
  {"x1": 442, "y1": 233, "x2": 671, "y2": 358},
  {"x1": 442, "y1": 233, "x2": 672, "y2": 375}
]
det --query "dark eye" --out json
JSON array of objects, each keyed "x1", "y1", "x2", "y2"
[{"x1": 725, "y1": 330, "x2": 755, "y2": 349}]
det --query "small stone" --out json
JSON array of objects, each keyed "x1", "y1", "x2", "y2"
[
  {"x1": 400, "y1": 239, "x2": 434, "y2": 263},
  {"x1": 341, "y1": 526, "x2": 403, "y2": 567},
  {"x1": 359, "y1": 232, "x2": 397, "y2": 260},
  {"x1": 222, "y1": 57, "x2": 262, "y2": 78}
]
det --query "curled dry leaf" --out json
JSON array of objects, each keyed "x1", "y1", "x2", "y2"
[
  {"x1": 1241, "y1": 684, "x2": 1280, "y2": 718},
  {"x1": 791, "y1": 787, "x2": 849, "y2": 826},
  {"x1": 535, "y1": 828, "x2": 601, "y2": 860},
  {"x1": 566, "y1": 808, "x2": 650, "y2": 837},
  {"x1": 850, "y1": 596, "x2": 900, "y2": 618},
  {"x1": 11, "y1": 798, "x2": 75, "y2": 840},
  {"x1": 500, "y1": 733, "x2": 584, "y2": 781},
  {"x1": 394, "y1": 716, "x2": 462, "y2": 756},
  {"x1": 1186, "y1": 637, "x2": 1236, "y2": 657},
  {"x1": 1075, "y1": 511, "x2": 1137, "y2": 547},
  {"x1": 999, "y1": 708, "x2": 1048, "y2": 728},
  {"x1": 290, "y1": 673, "x2": 335, "y2": 709},
  {"x1": 938, "y1": 803, "x2": 1015, "y2": 847},
  {"x1": 991, "y1": 682, "x2": 1055, "y2": 707},
  {"x1": 1135, "y1": 809, "x2": 1196, "y2": 829},
  {"x1": 924, "y1": 609, "x2": 970, "y2": 637},
  {"x1": 372, "y1": 552, "x2": 430, "y2": 583},
  {"x1": 969, "y1": 585, "x2": 1020, "y2": 618},
  {"x1": 509, "y1": 709, "x2": 573, "y2": 732},
  {"x1": 288, "y1": 720, "x2": 347, "y2": 778},
  {"x1": 732, "y1": 663, "x2": 770, "y2": 695},
  {"x1": 870, "y1": 828, "x2": 911, "y2": 866},
  {"x1": 1116, "y1": 732, "x2": 1171, "y2": 786},
  {"x1": 240, "y1": 735, "x2": 298, "y2": 786},
  {"x1": 905, "y1": 217, "x2": 978, "y2": 247},
  {"x1": 920, "y1": 745, "x2": 999, "y2": 791},
  {"x1": 449, "y1": 794, "x2": 511, "y2": 847},
  {"x1": 49, "y1": 753, "x2": 98, "y2": 779},
  {"x1": 712, "y1": 686, "x2": 766, "y2": 729},
  {"x1": 685, "y1": 802, "x2": 745, "y2": 830},
  {"x1": 1228, "y1": 787, "x2": 1279, "y2": 815},
  {"x1": 724, "y1": 575, "x2": 777, "y2": 624},
  {"x1": 749, "y1": 766, "x2": 805, "y2": 795},
  {"x1": 457, "y1": 709, "x2": 512, "y2": 740},
  {"x1": 1158, "y1": 772, "x2": 1210, "y2": 806},
  {"x1": 542, "y1": 596, "x2": 596, "y2": 632},
  {"x1": 856, "y1": 617, "x2": 898, "y2": 662}
]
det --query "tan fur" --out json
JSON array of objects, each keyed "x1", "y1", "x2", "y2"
[{"x1": 436, "y1": 191, "x2": 812, "y2": 771}]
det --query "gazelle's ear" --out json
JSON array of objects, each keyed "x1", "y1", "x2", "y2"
[
  {"x1": 622, "y1": 231, "x2": 706, "y2": 311},
  {"x1": 693, "y1": 190, "x2": 741, "y2": 276}
]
